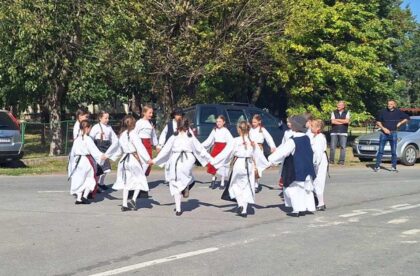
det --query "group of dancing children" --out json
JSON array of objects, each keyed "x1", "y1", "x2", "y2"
[{"x1": 68, "y1": 106, "x2": 328, "y2": 218}]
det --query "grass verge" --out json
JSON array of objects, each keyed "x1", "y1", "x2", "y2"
[{"x1": 0, "y1": 158, "x2": 68, "y2": 176}]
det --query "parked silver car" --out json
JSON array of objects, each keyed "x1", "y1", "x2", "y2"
[
  {"x1": 353, "y1": 116, "x2": 420, "y2": 166},
  {"x1": 0, "y1": 110, "x2": 24, "y2": 162}
]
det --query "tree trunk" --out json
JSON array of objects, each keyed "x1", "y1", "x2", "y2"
[
  {"x1": 132, "y1": 92, "x2": 142, "y2": 113},
  {"x1": 40, "y1": 103, "x2": 49, "y2": 146},
  {"x1": 162, "y1": 76, "x2": 174, "y2": 121},
  {"x1": 251, "y1": 75, "x2": 265, "y2": 104},
  {"x1": 48, "y1": 82, "x2": 65, "y2": 156}
]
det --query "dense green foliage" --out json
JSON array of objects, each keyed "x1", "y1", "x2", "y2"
[
  {"x1": 269, "y1": 0, "x2": 417, "y2": 121},
  {"x1": 0, "y1": 0, "x2": 418, "y2": 154}
]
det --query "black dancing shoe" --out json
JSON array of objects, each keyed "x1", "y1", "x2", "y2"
[
  {"x1": 255, "y1": 186, "x2": 262, "y2": 193},
  {"x1": 238, "y1": 213, "x2": 247, "y2": 218},
  {"x1": 287, "y1": 212, "x2": 300, "y2": 217},
  {"x1": 99, "y1": 184, "x2": 109, "y2": 190},
  {"x1": 129, "y1": 199, "x2": 138, "y2": 211},
  {"x1": 176, "y1": 211, "x2": 183, "y2": 216},
  {"x1": 75, "y1": 200, "x2": 89, "y2": 205},
  {"x1": 210, "y1": 180, "x2": 216, "y2": 189},
  {"x1": 304, "y1": 211, "x2": 315, "y2": 215},
  {"x1": 80, "y1": 197, "x2": 90, "y2": 204},
  {"x1": 121, "y1": 206, "x2": 131, "y2": 212},
  {"x1": 237, "y1": 206, "x2": 243, "y2": 215},
  {"x1": 298, "y1": 211, "x2": 307, "y2": 216},
  {"x1": 316, "y1": 205, "x2": 326, "y2": 211}
]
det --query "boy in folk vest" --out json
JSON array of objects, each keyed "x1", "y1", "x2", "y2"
[
  {"x1": 268, "y1": 115, "x2": 316, "y2": 217},
  {"x1": 330, "y1": 101, "x2": 350, "y2": 165},
  {"x1": 157, "y1": 108, "x2": 185, "y2": 152}
]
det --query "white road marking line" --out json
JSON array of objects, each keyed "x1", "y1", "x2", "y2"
[
  {"x1": 401, "y1": 229, "x2": 420, "y2": 236},
  {"x1": 339, "y1": 211, "x2": 368, "y2": 218},
  {"x1": 37, "y1": 191, "x2": 68, "y2": 193},
  {"x1": 89, "y1": 247, "x2": 219, "y2": 276},
  {"x1": 390, "y1": 204, "x2": 411, "y2": 208},
  {"x1": 387, "y1": 218, "x2": 409, "y2": 224},
  {"x1": 372, "y1": 203, "x2": 420, "y2": 216},
  {"x1": 309, "y1": 221, "x2": 348, "y2": 228},
  {"x1": 400, "y1": 241, "x2": 418, "y2": 244}
]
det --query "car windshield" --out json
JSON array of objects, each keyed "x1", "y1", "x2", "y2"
[
  {"x1": 0, "y1": 112, "x2": 19, "y2": 130},
  {"x1": 399, "y1": 119, "x2": 420, "y2": 132}
]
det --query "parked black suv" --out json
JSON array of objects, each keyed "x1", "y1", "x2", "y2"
[{"x1": 184, "y1": 103, "x2": 285, "y2": 154}]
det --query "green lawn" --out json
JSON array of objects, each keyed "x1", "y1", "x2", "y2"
[{"x1": 0, "y1": 158, "x2": 68, "y2": 176}]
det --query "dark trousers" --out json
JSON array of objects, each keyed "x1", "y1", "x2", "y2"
[
  {"x1": 330, "y1": 134, "x2": 347, "y2": 163},
  {"x1": 375, "y1": 132, "x2": 398, "y2": 168}
]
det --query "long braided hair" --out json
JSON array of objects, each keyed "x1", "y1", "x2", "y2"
[
  {"x1": 79, "y1": 120, "x2": 91, "y2": 140},
  {"x1": 174, "y1": 117, "x2": 192, "y2": 137},
  {"x1": 119, "y1": 115, "x2": 136, "y2": 140},
  {"x1": 237, "y1": 120, "x2": 253, "y2": 150}
]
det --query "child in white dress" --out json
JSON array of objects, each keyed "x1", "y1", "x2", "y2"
[
  {"x1": 113, "y1": 115, "x2": 151, "y2": 211},
  {"x1": 149, "y1": 118, "x2": 212, "y2": 216}
]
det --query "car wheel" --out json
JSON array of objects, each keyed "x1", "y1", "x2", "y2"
[
  {"x1": 401, "y1": 145, "x2": 418, "y2": 166},
  {"x1": 358, "y1": 157, "x2": 373, "y2": 162}
]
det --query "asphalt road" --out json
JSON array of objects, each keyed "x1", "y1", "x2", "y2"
[{"x1": 0, "y1": 165, "x2": 419, "y2": 276}]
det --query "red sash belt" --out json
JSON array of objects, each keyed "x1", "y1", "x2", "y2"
[
  {"x1": 207, "y1": 142, "x2": 226, "y2": 175},
  {"x1": 141, "y1": 138, "x2": 153, "y2": 176}
]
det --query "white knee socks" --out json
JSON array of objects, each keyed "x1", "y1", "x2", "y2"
[
  {"x1": 220, "y1": 176, "x2": 225, "y2": 187},
  {"x1": 122, "y1": 189, "x2": 129, "y2": 207},
  {"x1": 132, "y1": 189, "x2": 140, "y2": 201},
  {"x1": 317, "y1": 194, "x2": 325, "y2": 207},
  {"x1": 174, "y1": 192, "x2": 182, "y2": 212},
  {"x1": 83, "y1": 188, "x2": 90, "y2": 199},
  {"x1": 242, "y1": 202, "x2": 248, "y2": 214},
  {"x1": 76, "y1": 192, "x2": 83, "y2": 201},
  {"x1": 236, "y1": 197, "x2": 247, "y2": 214}
]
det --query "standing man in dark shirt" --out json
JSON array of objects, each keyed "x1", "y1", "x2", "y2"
[
  {"x1": 330, "y1": 101, "x2": 350, "y2": 165},
  {"x1": 374, "y1": 100, "x2": 409, "y2": 172}
]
